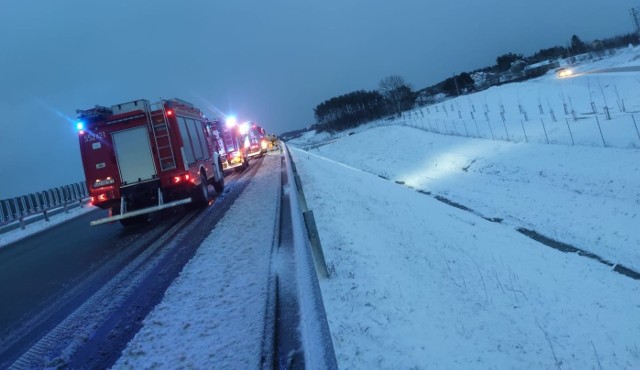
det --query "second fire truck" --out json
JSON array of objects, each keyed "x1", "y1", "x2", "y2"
[{"x1": 76, "y1": 98, "x2": 225, "y2": 226}]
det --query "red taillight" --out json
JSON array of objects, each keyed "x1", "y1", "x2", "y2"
[
  {"x1": 90, "y1": 196, "x2": 95, "y2": 204},
  {"x1": 173, "y1": 174, "x2": 191, "y2": 184},
  {"x1": 98, "y1": 194, "x2": 108, "y2": 202},
  {"x1": 167, "y1": 110, "x2": 173, "y2": 116}
]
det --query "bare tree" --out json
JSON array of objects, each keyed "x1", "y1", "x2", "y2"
[{"x1": 379, "y1": 75, "x2": 414, "y2": 117}]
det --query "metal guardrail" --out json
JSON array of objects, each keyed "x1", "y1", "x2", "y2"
[
  {"x1": 282, "y1": 144, "x2": 338, "y2": 369},
  {"x1": 0, "y1": 181, "x2": 89, "y2": 227}
]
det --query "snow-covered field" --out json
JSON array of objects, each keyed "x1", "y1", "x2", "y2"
[
  {"x1": 287, "y1": 48, "x2": 640, "y2": 368},
  {"x1": 290, "y1": 134, "x2": 640, "y2": 369}
]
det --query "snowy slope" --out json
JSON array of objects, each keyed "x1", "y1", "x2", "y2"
[
  {"x1": 298, "y1": 126, "x2": 640, "y2": 273},
  {"x1": 290, "y1": 145, "x2": 640, "y2": 369}
]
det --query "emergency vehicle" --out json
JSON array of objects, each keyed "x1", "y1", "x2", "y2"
[
  {"x1": 76, "y1": 98, "x2": 225, "y2": 226},
  {"x1": 218, "y1": 117, "x2": 250, "y2": 172},
  {"x1": 245, "y1": 122, "x2": 268, "y2": 158}
]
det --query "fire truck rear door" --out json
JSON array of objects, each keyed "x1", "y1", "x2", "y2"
[{"x1": 111, "y1": 126, "x2": 157, "y2": 185}]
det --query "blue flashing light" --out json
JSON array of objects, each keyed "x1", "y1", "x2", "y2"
[
  {"x1": 76, "y1": 121, "x2": 84, "y2": 131},
  {"x1": 225, "y1": 116, "x2": 237, "y2": 128}
]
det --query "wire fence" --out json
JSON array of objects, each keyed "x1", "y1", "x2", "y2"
[
  {"x1": 374, "y1": 107, "x2": 640, "y2": 149},
  {"x1": 0, "y1": 181, "x2": 89, "y2": 227}
]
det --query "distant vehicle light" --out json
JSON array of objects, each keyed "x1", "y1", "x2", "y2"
[
  {"x1": 557, "y1": 68, "x2": 573, "y2": 78},
  {"x1": 261, "y1": 140, "x2": 268, "y2": 150}
]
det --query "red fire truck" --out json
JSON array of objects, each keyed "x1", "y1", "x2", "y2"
[
  {"x1": 76, "y1": 98, "x2": 225, "y2": 226},
  {"x1": 218, "y1": 117, "x2": 250, "y2": 172},
  {"x1": 245, "y1": 122, "x2": 268, "y2": 158}
]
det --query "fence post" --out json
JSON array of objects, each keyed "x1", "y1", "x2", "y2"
[
  {"x1": 20, "y1": 196, "x2": 28, "y2": 217},
  {"x1": 35, "y1": 193, "x2": 42, "y2": 212},
  {"x1": 487, "y1": 119, "x2": 495, "y2": 140},
  {"x1": 595, "y1": 116, "x2": 606, "y2": 147},
  {"x1": 632, "y1": 114, "x2": 640, "y2": 143},
  {"x1": 462, "y1": 120, "x2": 469, "y2": 137},
  {"x1": 540, "y1": 118, "x2": 549, "y2": 144},
  {"x1": 520, "y1": 120, "x2": 528, "y2": 143},
  {"x1": 502, "y1": 120, "x2": 510, "y2": 141},
  {"x1": 474, "y1": 120, "x2": 481, "y2": 138},
  {"x1": 565, "y1": 118, "x2": 575, "y2": 145},
  {"x1": 27, "y1": 194, "x2": 35, "y2": 214},
  {"x1": 5, "y1": 200, "x2": 14, "y2": 223},
  {"x1": 53, "y1": 189, "x2": 60, "y2": 206}
]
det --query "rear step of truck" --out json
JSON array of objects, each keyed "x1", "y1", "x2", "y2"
[{"x1": 90, "y1": 198, "x2": 192, "y2": 226}]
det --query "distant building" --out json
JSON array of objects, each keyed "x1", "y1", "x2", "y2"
[{"x1": 523, "y1": 60, "x2": 560, "y2": 78}]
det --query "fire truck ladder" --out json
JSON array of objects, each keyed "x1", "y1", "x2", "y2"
[{"x1": 147, "y1": 101, "x2": 177, "y2": 171}]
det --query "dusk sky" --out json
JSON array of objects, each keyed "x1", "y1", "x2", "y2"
[{"x1": 0, "y1": 0, "x2": 637, "y2": 197}]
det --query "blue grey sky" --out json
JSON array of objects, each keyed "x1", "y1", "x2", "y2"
[{"x1": 0, "y1": 0, "x2": 637, "y2": 197}]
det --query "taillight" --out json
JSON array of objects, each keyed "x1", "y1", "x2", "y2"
[{"x1": 173, "y1": 174, "x2": 191, "y2": 184}]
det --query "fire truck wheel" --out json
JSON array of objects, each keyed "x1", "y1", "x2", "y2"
[
  {"x1": 193, "y1": 173, "x2": 209, "y2": 208},
  {"x1": 213, "y1": 160, "x2": 225, "y2": 194},
  {"x1": 120, "y1": 215, "x2": 147, "y2": 227}
]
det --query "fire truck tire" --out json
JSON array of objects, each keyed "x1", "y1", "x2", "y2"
[
  {"x1": 113, "y1": 205, "x2": 147, "y2": 227},
  {"x1": 120, "y1": 215, "x2": 147, "y2": 227},
  {"x1": 193, "y1": 173, "x2": 209, "y2": 208},
  {"x1": 213, "y1": 160, "x2": 225, "y2": 194}
]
